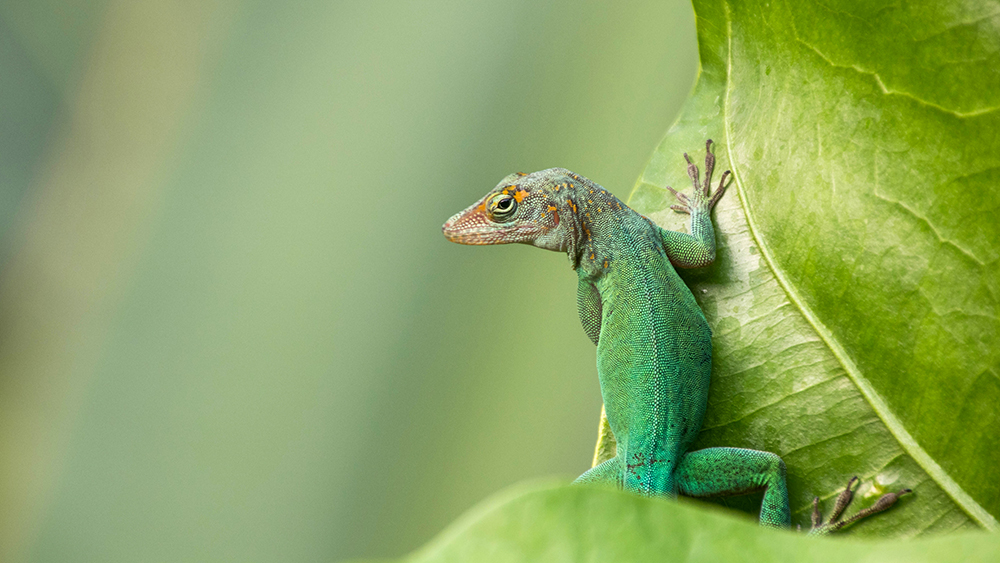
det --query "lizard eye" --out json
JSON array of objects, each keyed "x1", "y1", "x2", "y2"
[{"x1": 488, "y1": 194, "x2": 517, "y2": 221}]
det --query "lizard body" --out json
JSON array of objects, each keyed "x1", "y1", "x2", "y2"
[{"x1": 443, "y1": 141, "x2": 908, "y2": 533}]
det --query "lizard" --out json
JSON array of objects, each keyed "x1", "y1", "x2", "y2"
[{"x1": 441, "y1": 140, "x2": 910, "y2": 533}]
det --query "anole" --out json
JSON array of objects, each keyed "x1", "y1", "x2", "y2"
[{"x1": 442, "y1": 140, "x2": 910, "y2": 533}]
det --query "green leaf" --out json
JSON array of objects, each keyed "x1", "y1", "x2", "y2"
[
  {"x1": 390, "y1": 0, "x2": 1000, "y2": 558},
  {"x1": 624, "y1": 0, "x2": 1000, "y2": 537},
  {"x1": 399, "y1": 482, "x2": 999, "y2": 563}
]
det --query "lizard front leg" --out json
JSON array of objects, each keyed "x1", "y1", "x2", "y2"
[
  {"x1": 577, "y1": 279, "x2": 621, "y2": 468},
  {"x1": 577, "y1": 279, "x2": 602, "y2": 346},
  {"x1": 659, "y1": 139, "x2": 729, "y2": 269}
]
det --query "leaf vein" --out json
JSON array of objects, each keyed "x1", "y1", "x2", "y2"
[
  {"x1": 700, "y1": 377, "x2": 845, "y2": 431},
  {"x1": 793, "y1": 37, "x2": 1000, "y2": 118},
  {"x1": 870, "y1": 187, "x2": 986, "y2": 266}
]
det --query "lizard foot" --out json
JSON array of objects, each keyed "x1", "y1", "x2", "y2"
[
  {"x1": 804, "y1": 476, "x2": 911, "y2": 535},
  {"x1": 666, "y1": 139, "x2": 730, "y2": 214}
]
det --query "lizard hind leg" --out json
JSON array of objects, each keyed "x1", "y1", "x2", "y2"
[
  {"x1": 574, "y1": 455, "x2": 624, "y2": 488},
  {"x1": 676, "y1": 447, "x2": 791, "y2": 528}
]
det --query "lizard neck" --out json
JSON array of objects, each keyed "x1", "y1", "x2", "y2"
[{"x1": 564, "y1": 178, "x2": 635, "y2": 280}]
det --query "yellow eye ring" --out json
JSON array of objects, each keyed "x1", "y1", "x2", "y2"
[{"x1": 488, "y1": 193, "x2": 517, "y2": 221}]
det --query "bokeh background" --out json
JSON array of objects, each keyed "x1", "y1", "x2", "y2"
[{"x1": 0, "y1": 1, "x2": 697, "y2": 561}]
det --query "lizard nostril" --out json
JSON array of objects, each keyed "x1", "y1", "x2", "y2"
[{"x1": 442, "y1": 213, "x2": 462, "y2": 232}]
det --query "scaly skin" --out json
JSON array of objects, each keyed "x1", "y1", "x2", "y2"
[{"x1": 443, "y1": 140, "x2": 909, "y2": 532}]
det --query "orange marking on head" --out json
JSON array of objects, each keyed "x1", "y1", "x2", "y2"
[
  {"x1": 513, "y1": 188, "x2": 529, "y2": 203},
  {"x1": 476, "y1": 202, "x2": 486, "y2": 212},
  {"x1": 547, "y1": 205, "x2": 557, "y2": 212},
  {"x1": 590, "y1": 253, "x2": 595, "y2": 260},
  {"x1": 603, "y1": 260, "x2": 609, "y2": 268},
  {"x1": 516, "y1": 172, "x2": 527, "y2": 176}
]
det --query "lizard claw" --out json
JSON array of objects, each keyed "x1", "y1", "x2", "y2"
[
  {"x1": 665, "y1": 184, "x2": 687, "y2": 202},
  {"x1": 708, "y1": 170, "x2": 731, "y2": 209},
  {"x1": 667, "y1": 141, "x2": 730, "y2": 213},
  {"x1": 808, "y1": 476, "x2": 912, "y2": 535}
]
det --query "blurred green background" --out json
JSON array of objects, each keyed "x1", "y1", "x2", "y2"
[{"x1": 0, "y1": 1, "x2": 697, "y2": 561}]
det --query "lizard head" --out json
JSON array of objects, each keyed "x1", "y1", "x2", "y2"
[{"x1": 442, "y1": 168, "x2": 579, "y2": 251}]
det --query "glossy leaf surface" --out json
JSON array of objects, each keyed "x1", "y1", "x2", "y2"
[
  {"x1": 388, "y1": 0, "x2": 1000, "y2": 558},
  {"x1": 624, "y1": 0, "x2": 1000, "y2": 537}
]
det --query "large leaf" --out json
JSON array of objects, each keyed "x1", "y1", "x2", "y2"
[
  {"x1": 395, "y1": 482, "x2": 1000, "y2": 563},
  {"x1": 382, "y1": 0, "x2": 1000, "y2": 558},
  {"x1": 618, "y1": 0, "x2": 1000, "y2": 537}
]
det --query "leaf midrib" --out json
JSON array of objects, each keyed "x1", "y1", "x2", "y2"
[{"x1": 717, "y1": 0, "x2": 999, "y2": 531}]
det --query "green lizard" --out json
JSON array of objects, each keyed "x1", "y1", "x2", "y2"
[{"x1": 442, "y1": 140, "x2": 910, "y2": 533}]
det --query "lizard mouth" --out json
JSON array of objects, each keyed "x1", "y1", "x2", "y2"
[
  {"x1": 442, "y1": 230, "x2": 497, "y2": 245},
  {"x1": 442, "y1": 212, "x2": 537, "y2": 245}
]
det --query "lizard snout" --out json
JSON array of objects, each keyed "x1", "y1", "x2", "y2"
[{"x1": 442, "y1": 206, "x2": 494, "y2": 245}]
